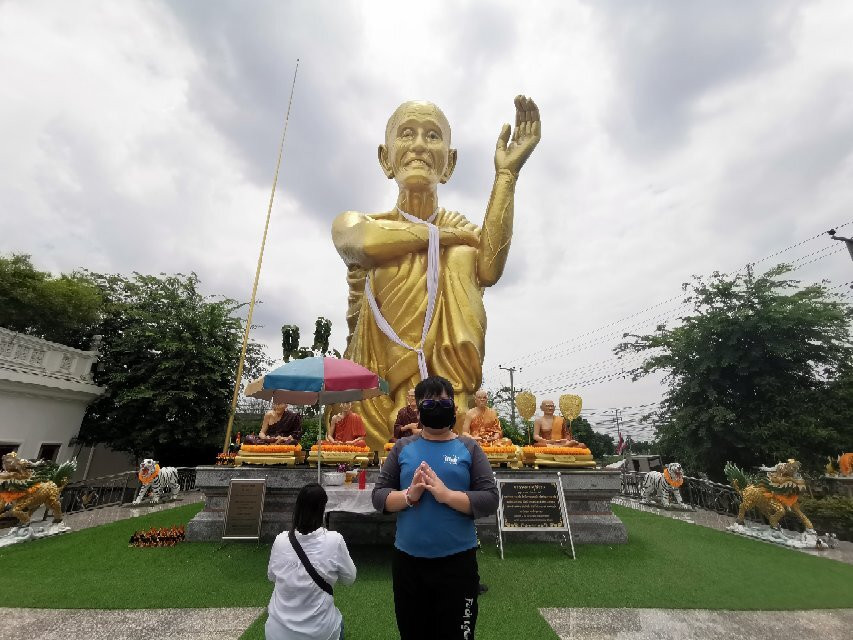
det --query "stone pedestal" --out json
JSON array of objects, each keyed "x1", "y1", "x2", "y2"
[
  {"x1": 186, "y1": 466, "x2": 626, "y2": 545},
  {"x1": 479, "y1": 469, "x2": 628, "y2": 545}
]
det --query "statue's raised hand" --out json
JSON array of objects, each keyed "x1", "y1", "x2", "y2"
[{"x1": 495, "y1": 95, "x2": 541, "y2": 176}]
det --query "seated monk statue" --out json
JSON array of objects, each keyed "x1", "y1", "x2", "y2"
[
  {"x1": 391, "y1": 388, "x2": 421, "y2": 441},
  {"x1": 328, "y1": 402, "x2": 367, "y2": 447},
  {"x1": 533, "y1": 400, "x2": 585, "y2": 448},
  {"x1": 462, "y1": 390, "x2": 512, "y2": 446},
  {"x1": 243, "y1": 402, "x2": 303, "y2": 445}
]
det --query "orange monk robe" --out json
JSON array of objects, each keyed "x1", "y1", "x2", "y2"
[
  {"x1": 539, "y1": 416, "x2": 572, "y2": 443},
  {"x1": 333, "y1": 412, "x2": 367, "y2": 443},
  {"x1": 470, "y1": 408, "x2": 502, "y2": 440}
]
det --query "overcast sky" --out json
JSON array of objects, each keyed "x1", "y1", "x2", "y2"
[{"x1": 3, "y1": 1, "x2": 853, "y2": 439}]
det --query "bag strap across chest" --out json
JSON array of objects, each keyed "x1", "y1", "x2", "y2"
[{"x1": 288, "y1": 530, "x2": 333, "y2": 596}]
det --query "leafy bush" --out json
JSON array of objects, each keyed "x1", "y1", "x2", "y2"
[
  {"x1": 299, "y1": 417, "x2": 321, "y2": 451},
  {"x1": 499, "y1": 417, "x2": 530, "y2": 446},
  {"x1": 780, "y1": 495, "x2": 853, "y2": 541}
]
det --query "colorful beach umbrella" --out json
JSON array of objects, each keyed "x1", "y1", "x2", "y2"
[
  {"x1": 245, "y1": 357, "x2": 389, "y2": 484},
  {"x1": 245, "y1": 357, "x2": 389, "y2": 405}
]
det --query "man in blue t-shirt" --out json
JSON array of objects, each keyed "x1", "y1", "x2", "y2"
[{"x1": 373, "y1": 375, "x2": 499, "y2": 640}]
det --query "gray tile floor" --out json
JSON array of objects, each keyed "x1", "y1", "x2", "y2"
[
  {"x1": 6, "y1": 606, "x2": 852, "y2": 640},
  {"x1": 540, "y1": 607, "x2": 853, "y2": 640},
  {"x1": 0, "y1": 607, "x2": 263, "y2": 640}
]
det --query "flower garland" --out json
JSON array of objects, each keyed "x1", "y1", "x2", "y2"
[
  {"x1": 138, "y1": 464, "x2": 160, "y2": 485},
  {"x1": 663, "y1": 467, "x2": 683, "y2": 488},
  {"x1": 129, "y1": 525, "x2": 186, "y2": 548},
  {"x1": 239, "y1": 444, "x2": 301, "y2": 454},
  {"x1": 522, "y1": 446, "x2": 591, "y2": 456},
  {"x1": 310, "y1": 444, "x2": 370, "y2": 453},
  {"x1": 480, "y1": 445, "x2": 517, "y2": 454},
  {"x1": 215, "y1": 452, "x2": 237, "y2": 465}
]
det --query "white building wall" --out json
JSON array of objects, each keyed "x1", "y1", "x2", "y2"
[
  {"x1": 0, "y1": 328, "x2": 106, "y2": 474},
  {"x1": 0, "y1": 388, "x2": 87, "y2": 461}
]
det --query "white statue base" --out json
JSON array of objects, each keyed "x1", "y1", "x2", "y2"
[
  {"x1": 640, "y1": 498, "x2": 695, "y2": 512},
  {"x1": 726, "y1": 522, "x2": 836, "y2": 549},
  {"x1": 0, "y1": 521, "x2": 71, "y2": 548},
  {"x1": 122, "y1": 495, "x2": 182, "y2": 508}
]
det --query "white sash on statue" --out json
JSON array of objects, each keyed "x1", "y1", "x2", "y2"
[{"x1": 364, "y1": 207, "x2": 440, "y2": 380}]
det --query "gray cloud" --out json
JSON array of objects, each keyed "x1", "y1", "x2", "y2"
[
  {"x1": 590, "y1": 0, "x2": 804, "y2": 155},
  {"x1": 3, "y1": 0, "x2": 853, "y2": 423}
]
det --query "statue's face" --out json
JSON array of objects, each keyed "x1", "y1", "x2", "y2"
[
  {"x1": 406, "y1": 390, "x2": 416, "y2": 408},
  {"x1": 340, "y1": 402, "x2": 352, "y2": 414},
  {"x1": 541, "y1": 401, "x2": 556, "y2": 416},
  {"x1": 474, "y1": 391, "x2": 488, "y2": 408},
  {"x1": 382, "y1": 102, "x2": 454, "y2": 189}
]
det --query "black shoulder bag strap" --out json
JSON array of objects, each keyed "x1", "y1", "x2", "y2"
[{"x1": 289, "y1": 530, "x2": 333, "y2": 596}]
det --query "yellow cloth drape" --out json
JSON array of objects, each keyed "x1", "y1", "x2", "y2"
[{"x1": 342, "y1": 209, "x2": 485, "y2": 451}]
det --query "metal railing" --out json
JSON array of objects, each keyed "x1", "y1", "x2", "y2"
[
  {"x1": 621, "y1": 470, "x2": 741, "y2": 516},
  {"x1": 58, "y1": 467, "x2": 198, "y2": 515}
]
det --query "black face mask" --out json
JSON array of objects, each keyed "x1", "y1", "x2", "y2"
[{"x1": 418, "y1": 398, "x2": 456, "y2": 430}]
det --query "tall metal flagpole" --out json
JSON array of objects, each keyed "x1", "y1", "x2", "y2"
[{"x1": 223, "y1": 59, "x2": 300, "y2": 454}]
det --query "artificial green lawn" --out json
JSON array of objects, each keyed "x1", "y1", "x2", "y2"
[{"x1": 2, "y1": 503, "x2": 853, "y2": 640}]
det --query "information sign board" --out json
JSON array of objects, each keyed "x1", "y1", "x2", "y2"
[
  {"x1": 499, "y1": 480, "x2": 565, "y2": 530},
  {"x1": 495, "y1": 475, "x2": 574, "y2": 559},
  {"x1": 223, "y1": 479, "x2": 266, "y2": 540}
]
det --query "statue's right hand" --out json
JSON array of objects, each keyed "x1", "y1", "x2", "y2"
[{"x1": 494, "y1": 95, "x2": 541, "y2": 175}]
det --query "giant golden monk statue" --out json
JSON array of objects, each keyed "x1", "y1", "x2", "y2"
[{"x1": 332, "y1": 96, "x2": 541, "y2": 450}]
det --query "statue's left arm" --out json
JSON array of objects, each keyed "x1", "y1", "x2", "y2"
[{"x1": 478, "y1": 96, "x2": 541, "y2": 287}]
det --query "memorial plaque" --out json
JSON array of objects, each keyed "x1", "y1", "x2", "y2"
[
  {"x1": 496, "y1": 476, "x2": 574, "y2": 559},
  {"x1": 223, "y1": 479, "x2": 266, "y2": 540},
  {"x1": 498, "y1": 480, "x2": 567, "y2": 530}
]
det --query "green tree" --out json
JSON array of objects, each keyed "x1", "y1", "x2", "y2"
[
  {"x1": 489, "y1": 385, "x2": 532, "y2": 432},
  {"x1": 281, "y1": 324, "x2": 301, "y2": 362},
  {"x1": 0, "y1": 254, "x2": 102, "y2": 349},
  {"x1": 570, "y1": 416, "x2": 616, "y2": 459},
  {"x1": 616, "y1": 265, "x2": 853, "y2": 479},
  {"x1": 77, "y1": 272, "x2": 271, "y2": 465},
  {"x1": 282, "y1": 318, "x2": 341, "y2": 361},
  {"x1": 313, "y1": 317, "x2": 331, "y2": 354}
]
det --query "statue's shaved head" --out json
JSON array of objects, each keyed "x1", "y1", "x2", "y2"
[{"x1": 385, "y1": 101, "x2": 451, "y2": 146}]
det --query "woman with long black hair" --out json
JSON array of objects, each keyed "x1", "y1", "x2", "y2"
[{"x1": 266, "y1": 483, "x2": 357, "y2": 640}]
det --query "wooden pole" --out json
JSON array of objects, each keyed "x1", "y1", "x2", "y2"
[{"x1": 223, "y1": 60, "x2": 300, "y2": 454}]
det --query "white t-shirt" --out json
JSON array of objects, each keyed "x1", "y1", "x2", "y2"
[{"x1": 266, "y1": 528, "x2": 357, "y2": 640}]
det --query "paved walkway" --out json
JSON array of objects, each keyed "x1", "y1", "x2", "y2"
[
  {"x1": 6, "y1": 606, "x2": 852, "y2": 639},
  {"x1": 0, "y1": 607, "x2": 263, "y2": 640},
  {"x1": 541, "y1": 607, "x2": 853, "y2": 639},
  {"x1": 60, "y1": 492, "x2": 205, "y2": 532}
]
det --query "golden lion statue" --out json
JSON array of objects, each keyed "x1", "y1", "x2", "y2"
[
  {"x1": 0, "y1": 452, "x2": 76, "y2": 526},
  {"x1": 724, "y1": 459, "x2": 814, "y2": 532}
]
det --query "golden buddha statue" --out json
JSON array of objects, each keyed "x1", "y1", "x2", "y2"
[
  {"x1": 462, "y1": 389, "x2": 511, "y2": 446},
  {"x1": 533, "y1": 399, "x2": 585, "y2": 448},
  {"x1": 332, "y1": 96, "x2": 541, "y2": 450}
]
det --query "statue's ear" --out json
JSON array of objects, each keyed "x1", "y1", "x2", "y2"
[
  {"x1": 378, "y1": 144, "x2": 394, "y2": 179},
  {"x1": 440, "y1": 147, "x2": 457, "y2": 184}
]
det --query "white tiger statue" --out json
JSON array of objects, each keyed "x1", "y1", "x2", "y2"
[
  {"x1": 133, "y1": 459, "x2": 180, "y2": 505},
  {"x1": 641, "y1": 462, "x2": 687, "y2": 508}
]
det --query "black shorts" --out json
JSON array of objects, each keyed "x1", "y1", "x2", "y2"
[{"x1": 391, "y1": 547, "x2": 480, "y2": 640}]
